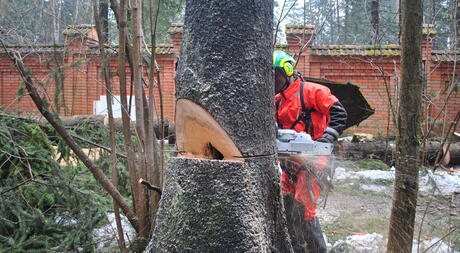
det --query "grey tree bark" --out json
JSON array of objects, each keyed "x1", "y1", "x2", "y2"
[
  {"x1": 386, "y1": 0, "x2": 423, "y2": 251},
  {"x1": 146, "y1": 0, "x2": 292, "y2": 252}
]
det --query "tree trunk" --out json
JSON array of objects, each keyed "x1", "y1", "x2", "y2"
[
  {"x1": 74, "y1": 0, "x2": 81, "y2": 24},
  {"x1": 395, "y1": 0, "x2": 401, "y2": 43},
  {"x1": 336, "y1": 0, "x2": 340, "y2": 43},
  {"x1": 131, "y1": 0, "x2": 151, "y2": 239},
  {"x1": 116, "y1": 0, "x2": 142, "y2": 238},
  {"x1": 146, "y1": 0, "x2": 292, "y2": 251},
  {"x1": 371, "y1": 0, "x2": 379, "y2": 45},
  {"x1": 456, "y1": 0, "x2": 460, "y2": 49},
  {"x1": 344, "y1": 0, "x2": 349, "y2": 43},
  {"x1": 99, "y1": 0, "x2": 109, "y2": 42},
  {"x1": 92, "y1": 1, "x2": 126, "y2": 250},
  {"x1": 386, "y1": 0, "x2": 423, "y2": 252}
]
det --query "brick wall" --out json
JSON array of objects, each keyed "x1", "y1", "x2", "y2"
[
  {"x1": 0, "y1": 24, "x2": 458, "y2": 137},
  {"x1": 0, "y1": 25, "x2": 178, "y2": 122},
  {"x1": 285, "y1": 24, "x2": 459, "y2": 137}
]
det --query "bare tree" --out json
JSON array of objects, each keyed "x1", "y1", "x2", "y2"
[
  {"x1": 386, "y1": 0, "x2": 423, "y2": 252},
  {"x1": 92, "y1": 0, "x2": 126, "y2": 250}
]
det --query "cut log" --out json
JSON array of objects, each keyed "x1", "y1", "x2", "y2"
[
  {"x1": 335, "y1": 141, "x2": 460, "y2": 165},
  {"x1": 146, "y1": 0, "x2": 292, "y2": 252}
]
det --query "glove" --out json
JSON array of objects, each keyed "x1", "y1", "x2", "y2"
[{"x1": 316, "y1": 132, "x2": 335, "y2": 143}]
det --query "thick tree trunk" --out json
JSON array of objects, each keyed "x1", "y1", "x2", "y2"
[
  {"x1": 146, "y1": 0, "x2": 292, "y2": 252},
  {"x1": 386, "y1": 0, "x2": 423, "y2": 251}
]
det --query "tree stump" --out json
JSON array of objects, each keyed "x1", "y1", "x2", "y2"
[{"x1": 146, "y1": 0, "x2": 292, "y2": 252}]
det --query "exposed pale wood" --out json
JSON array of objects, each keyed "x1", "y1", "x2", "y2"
[{"x1": 175, "y1": 99, "x2": 242, "y2": 161}]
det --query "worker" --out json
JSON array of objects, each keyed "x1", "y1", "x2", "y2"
[{"x1": 273, "y1": 50, "x2": 347, "y2": 253}]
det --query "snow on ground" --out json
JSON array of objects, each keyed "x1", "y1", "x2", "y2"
[
  {"x1": 420, "y1": 170, "x2": 460, "y2": 195},
  {"x1": 330, "y1": 233, "x2": 386, "y2": 253},
  {"x1": 329, "y1": 233, "x2": 457, "y2": 253},
  {"x1": 334, "y1": 166, "x2": 460, "y2": 196},
  {"x1": 412, "y1": 238, "x2": 455, "y2": 253},
  {"x1": 92, "y1": 212, "x2": 136, "y2": 250}
]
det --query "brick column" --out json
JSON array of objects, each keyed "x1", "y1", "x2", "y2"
[
  {"x1": 285, "y1": 24, "x2": 315, "y2": 76},
  {"x1": 422, "y1": 24, "x2": 436, "y2": 74},
  {"x1": 168, "y1": 23, "x2": 183, "y2": 56}
]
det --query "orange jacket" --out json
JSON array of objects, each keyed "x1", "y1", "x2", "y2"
[
  {"x1": 276, "y1": 77, "x2": 337, "y2": 220},
  {"x1": 275, "y1": 78, "x2": 338, "y2": 140}
]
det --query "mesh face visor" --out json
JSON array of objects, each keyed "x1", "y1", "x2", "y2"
[{"x1": 274, "y1": 66, "x2": 289, "y2": 93}]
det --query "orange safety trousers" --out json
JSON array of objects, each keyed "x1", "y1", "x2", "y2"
[{"x1": 281, "y1": 155, "x2": 329, "y2": 221}]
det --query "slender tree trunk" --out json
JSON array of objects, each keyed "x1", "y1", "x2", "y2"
[
  {"x1": 99, "y1": 0, "x2": 109, "y2": 42},
  {"x1": 386, "y1": 0, "x2": 423, "y2": 251},
  {"x1": 456, "y1": 0, "x2": 460, "y2": 49},
  {"x1": 92, "y1": 1, "x2": 126, "y2": 251},
  {"x1": 371, "y1": 0, "x2": 380, "y2": 45},
  {"x1": 131, "y1": 0, "x2": 151, "y2": 239},
  {"x1": 146, "y1": 0, "x2": 162, "y2": 230},
  {"x1": 344, "y1": 0, "x2": 349, "y2": 43},
  {"x1": 395, "y1": 0, "x2": 402, "y2": 43},
  {"x1": 336, "y1": 0, "x2": 340, "y2": 43},
  {"x1": 146, "y1": 0, "x2": 292, "y2": 251},
  {"x1": 52, "y1": 0, "x2": 58, "y2": 43},
  {"x1": 115, "y1": 0, "x2": 143, "y2": 240},
  {"x1": 74, "y1": 0, "x2": 81, "y2": 24}
]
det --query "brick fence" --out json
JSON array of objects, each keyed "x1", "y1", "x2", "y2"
[{"x1": 0, "y1": 23, "x2": 459, "y2": 137}]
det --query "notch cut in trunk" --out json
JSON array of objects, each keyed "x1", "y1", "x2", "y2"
[{"x1": 175, "y1": 99, "x2": 242, "y2": 161}]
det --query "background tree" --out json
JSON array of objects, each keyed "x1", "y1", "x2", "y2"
[
  {"x1": 456, "y1": 0, "x2": 460, "y2": 48},
  {"x1": 386, "y1": 0, "x2": 423, "y2": 251},
  {"x1": 371, "y1": 0, "x2": 380, "y2": 44}
]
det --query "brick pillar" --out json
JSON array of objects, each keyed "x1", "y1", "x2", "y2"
[
  {"x1": 422, "y1": 24, "x2": 436, "y2": 74},
  {"x1": 62, "y1": 25, "x2": 98, "y2": 115},
  {"x1": 63, "y1": 24, "x2": 98, "y2": 54},
  {"x1": 285, "y1": 24, "x2": 315, "y2": 77},
  {"x1": 168, "y1": 23, "x2": 183, "y2": 56}
]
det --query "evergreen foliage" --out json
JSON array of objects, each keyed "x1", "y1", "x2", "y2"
[{"x1": 0, "y1": 115, "x2": 113, "y2": 252}]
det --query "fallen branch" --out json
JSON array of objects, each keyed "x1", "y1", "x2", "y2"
[{"x1": 71, "y1": 134, "x2": 127, "y2": 159}]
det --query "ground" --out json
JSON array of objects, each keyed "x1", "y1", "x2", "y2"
[{"x1": 317, "y1": 160, "x2": 460, "y2": 252}]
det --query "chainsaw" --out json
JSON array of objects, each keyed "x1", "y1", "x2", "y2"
[
  {"x1": 276, "y1": 129, "x2": 333, "y2": 156},
  {"x1": 276, "y1": 129, "x2": 335, "y2": 206}
]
